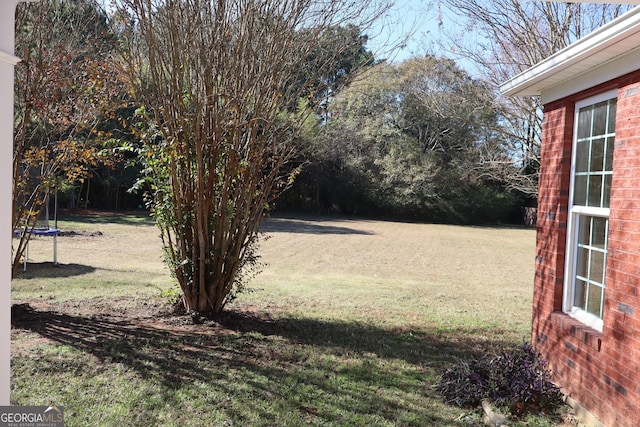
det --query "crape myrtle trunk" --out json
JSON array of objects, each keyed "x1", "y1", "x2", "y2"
[
  {"x1": 118, "y1": 0, "x2": 386, "y2": 316},
  {"x1": 155, "y1": 121, "x2": 287, "y2": 316}
]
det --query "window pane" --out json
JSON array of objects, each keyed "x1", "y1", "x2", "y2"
[
  {"x1": 592, "y1": 217, "x2": 607, "y2": 249},
  {"x1": 591, "y1": 138, "x2": 605, "y2": 171},
  {"x1": 588, "y1": 175, "x2": 602, "y2": 207},
  {"x1": 607, "y1": 101, "x2": 617, "y2": 134},
  {"x1": 574, "y1": 279, "x2": 587, "y2": 309},
  {"x1": 577, "y1": 109, "x2": 592, "y2": 139},
  {"x1": 603, "y1": 175, "x2": 612, "y2": 208},
  {"x1": 590, "y1": 250, "x2": 605, "y2": 284},
  {"x1": 576, "y1": 140, "x2": 590, "y2": 172},
  {"x1": 574, "y1": 175, "x2": 587, "y2": 205},
  {"x1": 586, "y1": 284, "x2": 604, "y2": 317},
  {"x1": 578, "y1": 217, "x2": 591, "y2": 245},
  {"x1": 576, "y1": 246, "x2": 589, "y2": 279},
  {"x1": 605, "y1": 136, "x2": 615, "y2": 171},
  {"x1": 592, "y1": 102, "x2": 608, "y2": 136}
]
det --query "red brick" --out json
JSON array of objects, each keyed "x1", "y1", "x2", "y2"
[{"x1": 534, "y1": 70, "x2": 640, "y2": 427}]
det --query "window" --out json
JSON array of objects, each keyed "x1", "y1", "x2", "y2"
[{"x1": 564, "y1": 90, "x2": 617, "y2": 331}]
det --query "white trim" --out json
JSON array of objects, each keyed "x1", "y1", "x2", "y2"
[
  {"x1": 0, "y1": 0, "x2": 16, "y2": 408},
  {"x1": 568, "y1": 306, "x2": 604, "y2": 331},
  {"x1": 563, "y1": 90, "x2": 617, "y2": 333},
  {"x1": 540, "y1": 46, "x2": 640, "y2": 104},
  {"x1": 563, "y1": 211, "x2": 607, "y2": 332},
  {"x1": 574, "y1": 88, "x2": 619, "y2": 116},
  {"x1": 0, "y1": 51, "x2": 21, "y2": 65},
  {"x1": 571, "y1": 205, "x2": 610, "y2": 216},
  {"x1": 500, "y1": 6, "x2": 640, "y2": 98},
  {"x1": 2, "y1": 0, "x2": 36, "y2": 407}
]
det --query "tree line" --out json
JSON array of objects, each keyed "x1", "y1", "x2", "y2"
[
  {"x1": 12, "y1": 0, "x2": 631, "y2": 314},
  {"x1": 279, "y1": 56, "x2": 521, "y2": 224}
]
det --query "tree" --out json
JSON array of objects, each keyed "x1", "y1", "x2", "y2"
[
  {"x1": 12, "y1": 0, "x2": 125, "y2": 276},
  {"x1": 115, "y1": 0, "x2": 391, "y2": 316},
  {"x1": 396, "y1": 56, "x2": 515, "y2": 222},
  {"x1": 294, "y1": 24, "x2": 376, "y2": 117},
  {"x1": 435, "y1": 0, "x2": 632, "y2": 196},
  {"x1": 299, "y1": 56, "x2": 516, "y2": 223},
  {"x1": 276, "y1": 24, "x2": 378, "y2": 212}
]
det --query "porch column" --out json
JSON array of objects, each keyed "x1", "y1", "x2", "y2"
[{"x1": 0, "y1": 0, "x2": 22, "y2": 406}]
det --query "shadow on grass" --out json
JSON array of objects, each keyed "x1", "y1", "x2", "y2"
[
  {"x1": 59, "y1": 210, "x2": 154, "y2": 226},
  {"x1": 217, "y1": 310, "x2": 509, "y2": 365},
  {"x1": 16, "y1": 262, "x2": 96, "y2": 279},
  {"x1": 261, "y1": 217, "x2": 375, "y2": 235},
  {"x1": 11, "y1": 303, "x2": 509, "y2": 425}
]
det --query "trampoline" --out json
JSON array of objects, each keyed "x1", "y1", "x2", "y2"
[{"x1": 15, "y1": 191, "x2": 61, "y2": 271}]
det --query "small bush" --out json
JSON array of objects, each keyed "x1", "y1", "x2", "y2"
[
  {"x1": 159, "y1": 284, "x2": 183, "y2": 306},
  {"x1": 436, "y1": 343, "x2": 563, "y2": 415}
]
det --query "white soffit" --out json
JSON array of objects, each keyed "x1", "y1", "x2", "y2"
[{"x1": 500, "y1": 6, "x2": 640, "y2": 99}]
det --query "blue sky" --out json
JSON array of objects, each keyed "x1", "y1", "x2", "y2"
[
  {"x1": 365, "y1": 0, "x2": 482, "y2": 74},
  {"x1": 365, "y1": 0, "x2": 444, "y2": 63}
]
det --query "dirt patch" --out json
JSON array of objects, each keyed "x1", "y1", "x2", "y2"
[
  {"x1": 58, "y1": 230, "x2": 103, "y2": 237},
  {"x1": 11, "y1": 297, "x2": 278, "y2": 353}
]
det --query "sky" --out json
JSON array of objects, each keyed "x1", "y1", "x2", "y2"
[
  {"x1": 365, "y1": 0, "x2": 439, "y2": 63},
  {"x1": 365, "y1": 0, "x2": 483, "y2": 74}
]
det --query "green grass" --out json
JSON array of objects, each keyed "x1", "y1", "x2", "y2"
[
  {"x1": 11, "y1": 213, "x2": 571, "y2": 426},
  {"x1": 12, "y1": 318, "x2": 476, "y2": 426},
  {"x1": 12, "y1": 213, "x2": 171, "y2": 301}
]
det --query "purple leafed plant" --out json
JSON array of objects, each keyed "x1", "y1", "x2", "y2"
[{"x1": 435, "y1": 343, "x2": 563, "y2": 416}]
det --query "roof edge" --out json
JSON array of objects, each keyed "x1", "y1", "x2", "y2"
[{"x1": 500, "y1": 6, "x2": 640, "y2": 97}]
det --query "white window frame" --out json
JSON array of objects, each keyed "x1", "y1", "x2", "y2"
[{"x1": 563, "y1": 89, "x2": 617, "y2": 332}]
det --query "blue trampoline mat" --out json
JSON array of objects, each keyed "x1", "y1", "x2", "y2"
[{"x1": 14, "y1": 228, "x2": 61, "y2": 236}]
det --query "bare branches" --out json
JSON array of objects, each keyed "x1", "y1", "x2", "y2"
[
  {"x1": 434, "y1": 0, "x2": 632, "y2": 196},
  {"x1": 116, "y1": 0, "x2": 392, "y2": 315}
]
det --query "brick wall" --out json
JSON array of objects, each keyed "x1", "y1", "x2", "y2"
[{"x1": 534, "y1": 71, "x2": 640, "y2": 427}]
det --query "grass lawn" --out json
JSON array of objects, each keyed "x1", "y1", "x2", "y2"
[{"x1": 10, "y1": 212, "x2": 572, "y2": 426}]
